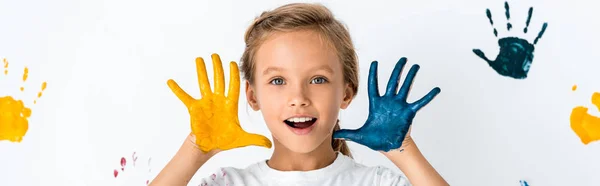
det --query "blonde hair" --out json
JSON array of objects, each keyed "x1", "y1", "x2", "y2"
[{"x1": 240, "y1": 3, "x2": 358, "y2": 158}]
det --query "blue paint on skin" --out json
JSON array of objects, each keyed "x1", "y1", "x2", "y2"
[
  {"x1": 520, "y1": 180, "x2": 529, "y2": 186},
  {"x1": 333, "y1": 58, "x2": 441, "y2": 152},
  {"x1": 473, "y1": 1, "x2": 548, "y2": 79}
]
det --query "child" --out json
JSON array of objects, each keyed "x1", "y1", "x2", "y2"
[{"x1": 151, "y1": 3, "x2": 448, "y2": 186}]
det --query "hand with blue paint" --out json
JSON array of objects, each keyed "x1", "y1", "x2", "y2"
[
  {"x1": 472, "y1": 1, "x2": 548, "y2": 79},
  {"x1": 333, "y1": 57, "x2": 441, "y2": 152}
]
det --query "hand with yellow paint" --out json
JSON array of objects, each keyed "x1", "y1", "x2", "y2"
[{"x1": 167, "y1": 53, "x2": 272, "y2": 153}]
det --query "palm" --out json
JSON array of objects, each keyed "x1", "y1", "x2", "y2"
[
  {"x1": 334, "y1": 58, "x2": 440, "y2": 152},
  {"x1": 167, "y1": 54, "x2": 272, "y2": 153}
]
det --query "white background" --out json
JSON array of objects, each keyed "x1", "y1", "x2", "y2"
[{"x1": 1, "y1": 0, "x2": 599, "y2": 185}]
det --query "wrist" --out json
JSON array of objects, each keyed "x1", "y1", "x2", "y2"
[
  {"x1": 381, "y1": 136, "x2": 418, "y2": 158},
  {"x1": 183, "y1": 133, "x2": 219, "y2": 159},
  {"x1": 382, "y1": 138, "x2": 425, "y2": 171}
]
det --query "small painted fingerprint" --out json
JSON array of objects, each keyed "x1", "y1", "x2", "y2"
[
  {"x1": 113, "y1": 151, "x2": 153, "y2": 185},
  {"x1": 133, "y1": 151, "x2": 138, "y2": 167},
  {"x1": 570, "y1": 87, "x2": 600, "y2": 145},
  {"x1": 0, "y1": 58, "x2": 47, "y2": 143},
  {"x1": 121, "y1": 157, "x2": 127, "y2": 171}
]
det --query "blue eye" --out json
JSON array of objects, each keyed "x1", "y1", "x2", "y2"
[
  {"x1": 311, "y1": 77, "x2": 328, "y2": 84},
  {"x1": 270, "y1": 78, "x2": 284, "y2": 85}
]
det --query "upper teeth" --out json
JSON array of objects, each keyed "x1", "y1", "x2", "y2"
[{"x1": 286, "y1": 117, "x2": 314, "y2": 122}]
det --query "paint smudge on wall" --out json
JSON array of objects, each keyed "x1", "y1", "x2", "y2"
[
  {"x1": 0, "y1": 58, "x2": 47, "y2": 143},
  {"x1": 121, "y1": 157, "x2": 127, "y2": 171},
  {"x1": 113, "y1": 151, "x2": 153, "y2": 185},
  {"x1": 133, "y1": 151, "x2": 138, "y2": 167},
  {"x1": 472, "y1": 1, "x2": 548, "y2": 79},
  {"x1": 520, "y1": 180, "x2": 529, "y2": 186},
  {"x1": 570, "y1": 87, "x2": 600, "y2": 145},
  {"x1": 147, "y1": 157, "x2": 152, "y2": 185}
]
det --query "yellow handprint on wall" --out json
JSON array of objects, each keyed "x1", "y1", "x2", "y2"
[
  {"x1": 570, "y1": 85, "x2": 600, "y2": 145},
  {"x1": 167, "y1": 53, "x2": 272, "y2": 153},
  {"x1": 0, "y1": 58, "x2": 47, "y2": 143}
]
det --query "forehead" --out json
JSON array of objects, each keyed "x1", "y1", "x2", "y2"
[{"x1": 254, "y1": 30, "x2": 340, "y2": 72}]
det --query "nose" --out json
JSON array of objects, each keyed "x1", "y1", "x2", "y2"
[{"x1": 288, "y1": 85, "x2": 310, "y2": 107}]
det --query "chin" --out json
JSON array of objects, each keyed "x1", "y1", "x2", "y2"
[
  {"x1": 281, "y1": 139, "x2": 323, "y2": 153},
  {"x1": 274, "y1": 131, "x2": 333, "y2": 154}
]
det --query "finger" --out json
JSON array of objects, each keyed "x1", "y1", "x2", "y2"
[
  {"x1": 333, "y1": 129, "x2": 363, "y2": 142},
  {"x1": 167, "y1": 79, "x2": 194, "y2": 107},
  {"x1": 212, "y1": 53, "x2": 226, "y2": 95},
  {"x1": 227, "y1": 61, "x2": 240, "y2": 106},
  {"x1": 368, "y1": 61, "x2": 380, "y2": 101},
  {"x1": 504, "y1": 1, "x2": 512, "y2": 31},
  {"x1": 410, "y1": 87, "x2": 441, "y2": 111},
  {"x1": 533, "y1": 22, "x2": 548, "y2": 45},
  {"x1": 523, "y1": 7, "x2": 533, "y2": 33},
  {"x1": 486, "y1": 9, "x2": 499, "y2": 37},
  {"x1": 384, "y1": 58, "x2": 407, "y2": 97},
  {"x1": 195, "y1": 57, "x2": 212, "y2": 97},
  {"x1": 472, "y1": 49, "x2": 493, "y2": 63},
  {"x1": 396, "y1": 64, "x2": 419, "y2": 100},
  {"x1": 239, "y1": 132, "x2": 273, "y2": 149}
]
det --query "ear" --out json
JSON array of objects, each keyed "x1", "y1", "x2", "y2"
[
  {"x1": 245, "y1": 80, "x2": 260, "y2": 111},
  {"x1": 340, "y1": 83, "x2": 354, "y2": 109}
]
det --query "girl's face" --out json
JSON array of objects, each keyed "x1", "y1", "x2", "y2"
[{"x1": 246, "y1": 30, "x2": 353, "y2": 153}]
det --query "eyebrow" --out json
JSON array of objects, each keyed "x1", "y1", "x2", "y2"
[{"x1": 262, "y1": 65, "x2": 334, "y2": 75}]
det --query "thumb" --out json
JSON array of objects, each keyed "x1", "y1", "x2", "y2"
[
  {"x1": 333, "y1": 129, "x2": 364, "y2": 142},
  {"x1": 472, "y1": 49, "x2": 493, "y2": 63},
  {"x1": 237, "y1": 132, "x2": 273, "y2": 149}
]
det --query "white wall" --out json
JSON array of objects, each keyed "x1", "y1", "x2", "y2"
[{"x1": 1, "y1": 0, "x2": 598, "y2": 185}]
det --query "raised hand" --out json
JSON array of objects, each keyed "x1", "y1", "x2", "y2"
[
  {"x1": 333, "y1": 58, "x2": 441, "y2": 152},
  {"x1": 167, "y1": 53, "x2": 272, "y2": 153},
  {"x1": 473, "y1": 1, "x2": 548, "y2": 79}
]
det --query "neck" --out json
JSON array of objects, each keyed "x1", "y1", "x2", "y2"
[{"x1": 267, "y1": 136, "x2": 337, "y2": 171}]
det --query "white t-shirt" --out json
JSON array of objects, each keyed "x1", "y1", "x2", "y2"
[{"x1": 198, "y1": 152, "x2": 411, "y2": 186}]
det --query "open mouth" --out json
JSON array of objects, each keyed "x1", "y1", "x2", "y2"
[{"x1": 284, "y1": 117, "x2": 317, "y2": 129}]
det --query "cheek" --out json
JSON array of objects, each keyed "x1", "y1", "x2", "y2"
[
  {"x1": 256, "y1": 86, "x2": 284, "y2": 115},
  {"x1": 309, "y1": 86, "x2": 343, "y2": 119},
  {"x1": 310, "y1": 85, "x2": 344, "y2": 106}
]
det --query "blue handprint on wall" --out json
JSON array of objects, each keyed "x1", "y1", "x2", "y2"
[{"x1": 472, "y1": 1, "x2": 548, "y2": 79}]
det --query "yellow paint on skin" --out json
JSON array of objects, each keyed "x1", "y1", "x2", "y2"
[
  {"x1": 166, "y1": 53, "x2": 272, "y2": 153},
  {"x1": 0, "y1": 59, "x2": 47, "y2": 142},
  {"x1": 572, "y1": 85, "x2": 577, "y2": 91},
  {"x1": 571, "y1": 90, "x2": 600, "y2": 145}
]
